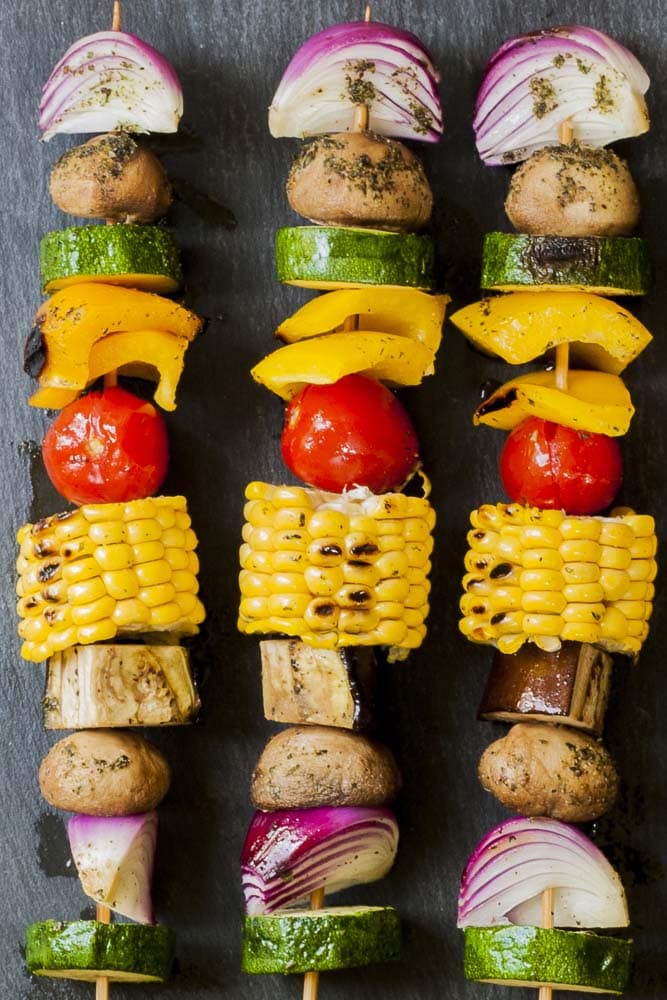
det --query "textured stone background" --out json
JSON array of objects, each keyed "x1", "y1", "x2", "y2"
[{"x1": 0, "y1": 1, "x2": 665, "y2": 997}]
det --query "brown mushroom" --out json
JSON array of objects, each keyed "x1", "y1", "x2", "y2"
[
  {"x1": 505, "y1": 143, "x2": 640, "y2": 236},
  {"x1": 49, "y1": 132, "x2": 172, "y2": 223},
  {"x1": 478, "y1": 722, "x2": 619, "y2": 823},
  {"x1": 286, "y1": 131, "x2": 433, "y2": 232},
  {"x1": 38, "y1": 729, "x2": 171, "y2": 815},
  {"x1": 250, "y1": 725, "x2": 401, "y2": 810}
]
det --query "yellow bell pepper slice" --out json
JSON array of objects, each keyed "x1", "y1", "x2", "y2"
[
  {"x1": 474, "y1": 370, "x2": 634, "y2": 436},
  {"x1": 25, "y1": 283, "x2": 202, "y2": 392},
  {"x1": 251, "y1": 332, "x2": 435, "y2": 400},
  {"x1": 29, "y1": 330, "x2": 191, "y2": 412},
  {"x1": 276, "y1": 288, "x2": 449, "y2": 354},
  {"x1": 450, "y1": 292, "x2": 652, "y2": 374}
]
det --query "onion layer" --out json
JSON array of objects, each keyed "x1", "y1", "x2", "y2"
[
  {"x1": 269, "y1": 21, "x2": 442, "y2": 142},
  {"x1": 474, "y1": 26, "x2": 649, "y2": 164},
  {"x1": 457, "y1": 817, "x2": 628, "y2": 929},
  {"x1": 39, "y1": 31, "x2": 183, "y2": 141},
  {"x1": 241, "y1": 806, "x2": 399, "y2": 915},
  {"x1": 68, "y1": 812, "x2": 158, "y2": 924}
]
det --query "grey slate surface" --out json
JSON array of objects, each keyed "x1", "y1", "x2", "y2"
[{"x1": 1, "y1": 0, "x2": 666, "y2": 997}]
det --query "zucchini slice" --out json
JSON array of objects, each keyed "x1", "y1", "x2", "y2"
[
  {"x1": 275, "y1": 226, "x2": 434, "y2": 290},
  {"x1": 243, "y1": 905, "x2": 400, "y2": 974},
  {"x1": 26, "y1": 920, "x2": 175, "y2": 983},
  {"x1": 464, "y1": 926, "x2": 631, "y2": 994},
  {"x1": 40, "y1": 225, "x2": 183, "y2": 294},
  {"x1": 481, "y1": 233, "x2": 650, "y2": 296}
]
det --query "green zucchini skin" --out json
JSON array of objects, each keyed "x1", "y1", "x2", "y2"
[
  {"x1": 26, "y1": 920, "x2": 175, "y2": 983},
  {"x1": 464, "y1": 926, "x2": 632, "y2": 994},
  {"x1": 481, "y1": 232, "x2": 650, "y2": 295},
  {"x1": 275, "y1": 226, "x2": 434, "y2": 290},
  {"x1": 243, "y1": 905, "x2": 401, "y2": 974},
  {"x1": 40, "y1": 224, "x2": 183, "y2": 293}
]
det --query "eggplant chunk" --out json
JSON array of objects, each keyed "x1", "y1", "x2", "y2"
[
  {"x1": 287, "y1": 132, "x2": 433, "y2": 232},
  {"x1": 505, "y1": 144, "x2": 639, "y2": 237},
  {"x1": 39, "y1": 730, "x2": 171, "y2": 816},
  {"x1": 478, "y1": 642, "x2": 611, "y2": 736},
  {"x1": 260, "y1": 640, "x2": 375, "y2": 730},
  {"x1": 478, "y1": 723, "x2": 618, "y2": 823},
  {"x1": 250, "y1": 726, "x2": 401, "y2": 810},
  {"x1": 43, "y1": 645, "x2": 200, "y2": 729}
]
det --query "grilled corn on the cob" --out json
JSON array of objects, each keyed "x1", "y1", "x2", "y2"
[
  {"x1": 16, "y1": 496, "x2": 205, "y2": 662},
  {"x1": 460, "y1": 503, "x2": 657, "y2": 656},
  {"x1": 238, "y1": 482, "x2": 435, "y2": 651}
]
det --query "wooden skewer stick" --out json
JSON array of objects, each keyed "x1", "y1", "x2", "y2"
[
  {"x1": 537, "y1": 887, "x2": 555, "y2": 1000},
  {"x1": 96, "y1": 903, "x2": 112, "y2": 1000},
  {"x1": 112, "y1": 0, "x2": 121, "y2": 31},
  {"x1": 554, "y1": 117, "x2": 574, "y2": 391},
  {"x1": 302, "y1": 888, "x2": 326, "y2": 1000}
]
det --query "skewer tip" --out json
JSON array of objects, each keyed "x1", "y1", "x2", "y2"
[
  {"x1": 112, "y1": 0, "x2": 121, "y2": 32},
  {"x1": 364, "y1": 4, "x2": 372, "y2": 22}
]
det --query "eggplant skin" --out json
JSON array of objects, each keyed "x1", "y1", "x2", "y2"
[{"x1": 478, "y1": 722, "x2": 618, "y2": 823}]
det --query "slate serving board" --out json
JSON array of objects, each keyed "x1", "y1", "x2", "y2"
[{"x1": 1, "y1": 1, "x2": 665, "y2": 997}]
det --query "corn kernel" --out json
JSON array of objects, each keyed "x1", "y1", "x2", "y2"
[
  {"x1": 49, "y1": 627, "x2": 78, "y2": 652},
  {"x1": 374, "y1": 619, "x2": 409, "y2": 645},
  {"x1": 77, "y1": 619, "x2": 117, "y2": 644},
  {"x1": 245, "y1": 500, "x2": 277, "y2": 526},
  {"x1": 376, "y1": 534, "x2": 406, "y2": 553},
  {"x1": 240, "y1": 596, "x2": 269, "y2": 619},
  {"x1": 599, "y1": 546, "x2": 632, "y2": 571},
  {"x1": 496, "y1": 634, "x2": 526, "y2": 655},
  {"x1": 156, "y1": 506, "x2": 177, "y2": 529},
  {"x1": 149, "y1": 602, "x2": 183, "y2": 627},
  {"x1": 519, "y1": 569, "x2": 564, "y2": 592},
  {"x1": 273, "y1": 507, "x2": 309, "y2": 530},
  {"x1": 468, "y1": 528, "x2": 500, "y2": 553},
  {"x1": 162, "y1": 527, "x2": 187, "y2": 549},
  {"x1": 349, "y1": 515, "x2": 380, "y2": 535},
  {"x1": 523, "y1": 613, "x2": 564, "y2": 636},
  {"x1": 139, "y1": 583, "x2": 177, "y2": 608},
  {"x1": 375, "y1": 519, "x2": 405, "y2": 536},
  {"x1": 342, "y1": 562, "x2": 381, "y2": 588},
  {"x1": 563, "y1": 583, "x2": 605, "y2": 604},
  {"x1": 406, "y1": 584, "x2": 429, "y2": 609},
  {"x1": 520, "y1": 525, "x2": 562, "y2": 549},
  {"x1": 562, "y1": 603, "x2": 606, "y2": 624},
  {"x1": 71, "y1": 596, "x2": 116, "y2": 626},
  {"x1": 629, "y1": 536, "x2": 658, "y2": 559},
  {"x1": 271, "y1": 550, "x2": 308, "y2": 572},
  {"x1": 404, "y1": 608, "x2": 425, "y2": 628},
  {"x1": 268, "y1": 593, "x2": 311, "y2": 617},
  {"x1": 489, "y1": 586, "x2": 523, "y2": 612},
  {"x1": 132, "y1": 541, "x2": 165, "y2": 564},
  {"x1": 599, "y1": 568, "x2": 630, "y2": 601},
  {"x1": 304, "y1": 565, "x2": 345, "y2": 596},
  {"x1": 339, "y1": 608, "x2": 380, "y2": 633},
  {"x1": 521, "y1": 548, "x2": 563, "y2": 570},
  {"x1": 19, "y1": 617, "x2": 50, "y2": 642},
  {"x1": 172, "y1": 570, "x2": 199, "y2": 593},
  {"x1": 68, "y1": 577, "x2": 107, "y2": 606},
  {"x1": 89, "y1": 521, "x2": 126, "y2": 545},
  {"x1": 112, "y1": 598, "x2": 150, "y2": 627},
  {"x1": 175, "y1": 592, "x2": 199, "y2": 616},
  {"x1": 375, "y1": 601, "x2": 407, "y2": 620},
  {"x1": 561, "y1": 623, "x2": 601, "y2": 644},
  {"x1": 344, "y1": 533, "x2": 380, "y2": 561},
  {"x1": 272, "y1": 529, "x2": 308, "y2": 552},
  {"x1": 304, "y1": 599, "x2": 340, "y2": 630},
  {"x1": 621, "y1": 581, "x2": 651, "y2": 601},
  {"x1": 562, "y1": 562, "x2": 600, "y2": 584},
  {"x1": 559, "y1": 540, "x2": 602, "y2": 563},
  {"x1": 126, "y1": 519, "x2": 162, "y2": 546},
  {"x1": 81, "y1": 502, "x2": 125, "y2": 523},
  {"x1": 184, "y1": 529, "x2": 198, "y2": 550},
  {"x1": 187, "y1": 552, "x2": 200, "y2": 575},
  {"x1": 491, "y1": 611, "x2": 525, "y2": 635},
  {"x1": 307, "y1": 538, "x2": 344, "y2": 567},
  {"x1": 239, "y1": 570, "x2": 271, "y2": 597},
  {"x1": 560, "y1": 518, "x2": 601, "y2": 541},
  {"x1": 614, "y1": 600, "x2": 647, "y2": 619},
  {"x1": 522, "y1": 591, "x2": 567, "y2": 615},
  {"x1": 271, "y1": 485, "x2": 311, "y2": 507},
  {"x1": 376, "y1": 577, "x2": 411, "y2": 603},
  {"x1": 335, "y1": 584, "x2": 375, "y2": 610},
  {"x1": 627, "y1": 559, "x2": 653, "y2": 582},
  {"x1": 135, "y1": 559, "x2": 172, "y2": 588},
  {"x1": 165, "y1": 546, "x2": 191, "y2": 571},
  {"x1": 93, "y1": 543, "x2": 133, "y2": 571}
]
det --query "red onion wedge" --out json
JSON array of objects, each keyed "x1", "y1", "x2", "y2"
[
  {"x1": 474, "y1": 26, "x2": 649, "y2": 164},
  {"x1": 241, "y1": 806, "x2": 399, "y2": 915},
  {"x1": 457, "y1": 817, "x2": 629, "y2": 929},
  {"x1": 68, "y1": 812, "x2": 158, "y2": 924},
  {"x1": 269, "y1": 21, "x2": 442, "y2": 142},
  {"x1": 39, "y1": 31, "x2": 183, "y2": 141}
]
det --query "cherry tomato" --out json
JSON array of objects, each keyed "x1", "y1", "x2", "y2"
[
  {"x1": 42, "y1": 386, "x2": 169, "y2": 505},
  {"x1": 281, "y1": 374, "x2": 420, "y2": 494},
  {"x1": 499, "y1": 417, "x2": 623, "y2": 515}
]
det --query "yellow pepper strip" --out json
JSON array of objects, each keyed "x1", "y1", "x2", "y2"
[
  {"x1": 450, "y1": 292, "x2": 652, "y2": 374},
  {"x1": 275, "y1": 287, "x2": 449, "y2": 354},
  {"x1": 25, "y1": 283, "x2": 203, "y2": 392},
  {"x1": 238, "y1": 482, "x2": 435, "y2": 651},
  {"x1": 459, "y1": 502, "x2": 657, "y2": 658},
  {"x1": 474, "y1": 370, "x2": 634, "y2": 436},
  {"x1": 16, "y1": 496, "x2": 205, "y2": 663},
  {"x1": 251, "y1": 332, "x2": 435, "y2": 401},
  {"x1": 29, "y1": 330, "x2": 191, "y2": 412}
]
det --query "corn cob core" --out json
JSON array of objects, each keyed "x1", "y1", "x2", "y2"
[
  {"x1": 16, "y1": 497, "x2": 205, "y2": 663},
  {"x1": 460, "y1": 503, "x2": 657, "y2": 656},
  {"x1": 238, "y1": 482, "x2": 436, "y2": 651}
]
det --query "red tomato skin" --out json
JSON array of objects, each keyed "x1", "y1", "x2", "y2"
[
  {"x1": 499, "y1": 418, "x2": 623, "y2": 516},
  {"x1": 281, "y1": 374, "x2": 420, "y2": 494},
  {"x1": 42, "y1": 386, "x2": 169, "y2": 505}
]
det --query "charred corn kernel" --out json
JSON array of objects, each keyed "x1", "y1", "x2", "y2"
[
  {"x1": 522, "y1": 591, "x2": 567, "y2": 615},
  {"x1": 562, "y1": 562, "x2": 601, "y2": 584},
  {"x1": 460, "y1": 502, "x2": 657, "y2": 656},
  {"x1": 239, "y1": 571, "x2": 272, "y2": 598},
  {"x1": 599, "y1": 546, "x2": 632, "y2": 571},
  {"x1": 16, "y1": 496, "x2": 204, "y2": 661},
  {"x1": 78, "y1": 620, "x2": 117, "y2": 644},
  {"x1": 272, "y1": 550, "x2": 308, "y2": 571},
  {"x1": 89, "y1": 521, "x2": 125, "y2": 545},
  {"x1": 238, "y1": 482, "x2": 434, "y2": 649},
  {"x1": 560, "y1": 540, "x2": 602, "y2": 563},
  {"x1": 521, "y1": 548, "x2": 564, "y2": 570},
  {"x1": 149, "y1": 602, "x2": 183, "y2": 627},
  {"x1": 132, "y1": 541, "x2": 165, "y2": 564},
  {"x1": 630, "y1": 535, "x2": 658, "y2": 559},
  {"x1": 560, "y1": 518, "x2": 601, "y2": 540},
  {"x1": 563, "y1": 582, "x2": 606, "y2": 603},
  {"x1": 103, "y1": 569, "x2": 139, "y2": 601},
  {"x1": 68, "y1": 578, "x2": 107, "y2": 606},
  {"x1": 304, "y1": 566, "x2": 345, "y2": 596},
  {"x1": 113, "y1": 598, "x2": 150, "y2": 627},
  {"x1": 139, "y1": 583, "x2": 177, "y2": 608}
]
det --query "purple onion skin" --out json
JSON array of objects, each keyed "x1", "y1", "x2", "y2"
[{"x1": 241, "y1": 805, "x2": 396, "y2": 879}]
